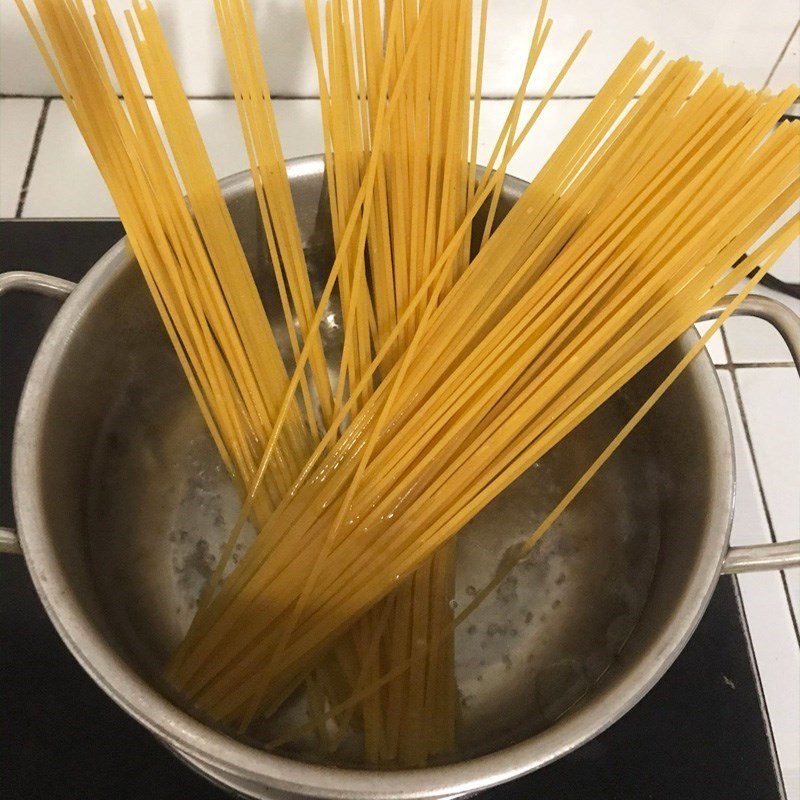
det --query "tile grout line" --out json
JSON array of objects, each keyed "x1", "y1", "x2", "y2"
[
  {"x1": 716, "y1": 363, "x2": 797, "y2": 370},
  {"x1": 721, "y1": 361, "x2": 795, "y2": 369},
  {"x1": 14, "y1": 98, "x2": 51, "y2": 219},
  {"x1": 720, "y1": 325, "x2": 733, "y2": 364},
  {"x1": 726, "y1": 365, "x2": 800, "y2": 649},
  {"x1": 0, "y1": 92, "x2": 600, "y2": 101},
  {"x1": 731, "y1": 575, "x2": 788, "y2": 799},
  {"x1": 778, "y1": 571, "x2": 800, "y2": 647},
  {"x1": 762, "y1": 18, "x2": 800, "y2": 89}
]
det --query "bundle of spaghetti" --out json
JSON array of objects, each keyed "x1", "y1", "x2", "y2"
[
  {"x1": 211, "y1": 0, "x2": 353, "y2": 742},
  {"x1": 294, "y1": 0, "x2": 558, "y2": 762},
  {"x1": 167, "y1": 12, "x2": 616, "y2": 755},
  {"x1": 20, "y1": 0, "x2": 800, "y2": 772},
  {"x1": 15, "y1": 0, "x2": 314, "y2": 550},
  {"x1": 169, "y1": 44, "x2": 800, "y2": 737},
  {"x1": 18, "y1": 0, "x2": 394, "y2": 755},
  {"x1": 299, "y1": 0, "x2": 469, "y2": 762},
  {"x1": 213, "y1": 0, "x2": 335, "y2": 435},
  {"x1": 322, "y1": 0, "x2": 462, "y2": 762},
  {"x1": 262, "y1": 219, "x2": 797, "y2": 750},
  {"x1": 210, "y1": 0, "x2": 455, "y2": 760},
  {"x1": 167, "y1": 30, "x2": 651, "y2": 727}
]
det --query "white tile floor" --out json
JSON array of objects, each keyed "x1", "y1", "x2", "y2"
[{"x1": 1, "y1": 3, "x2": 799, "y2": 796}]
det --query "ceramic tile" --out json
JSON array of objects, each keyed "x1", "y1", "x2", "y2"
[
  {"x1": 766, "y1": 21, "x2": 800, "y2": 90},
  {"x1": 0, "y1": 97, "x2": 42, "y2": 217},
  {"x1": 735, "y1": 367, "x2": 800, "y2": 539},
  {"x1": 767, "y1": 227, "x2": 800, "y2": 288},
  {"x1": 23, "y1": 98, "x2": 323, "y2": 217},
  {"x1": 749, "y1": 278, "x2": 800, "y2": 320},
  {"x1": 474, "y1": 98, "x2": 591, "y2": 182},
  {"x1": 3, "y1": 1, "x2": 797, "y2": 96},
  {"x1": 22, "y1": 100, "x2": 115, "y2": 218},
  {"x1": 186, "y1": 98, "x2": 324, "y2": 175},
  {"x1": 718, "y1": 371, "x2": 800, "y2": 800},
  {"x1": 24, "y1": 97, "x2": 590, "y2": 216},
  {"x1": 725, "y1": 277, "x2": 800, "y2": 365},
  {"x1": 475, "y1": 0, "x2": 799, "y2": 97},
  {"x1": 0, "y1": 0, "x2": 321, "y2": 97},
  {"x1": 787, "y1": 568, "x2": 800, "y2": 634},
  {"x1": 693, "y1": 321, "x2": 728, "y2": 365},
  {"x1": 725, "y1": 313, "x2": 797, "y2": 365},
  {"x1": 0, "y1": 0, "x2": 55, "y2": 97}
]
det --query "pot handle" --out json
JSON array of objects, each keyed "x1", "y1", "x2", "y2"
[
  {"x1": 0, "y1": 271, "x2": 76, "y2": 556},
  {"x1": 698, "y1": 294, "x2": 800, "y2": 574}
]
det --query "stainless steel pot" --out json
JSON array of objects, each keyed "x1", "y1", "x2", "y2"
[{"x1": 2, "y1": 156, "x2": 799, "y2": 800}]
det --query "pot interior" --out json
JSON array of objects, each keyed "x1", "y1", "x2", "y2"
[{"x1": 27, "y1": 165, "x2": 730, "y2": 769}]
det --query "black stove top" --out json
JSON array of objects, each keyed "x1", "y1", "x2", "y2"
[{"x1": 0, "y1": 221, "x2": 784, "y2": 800}]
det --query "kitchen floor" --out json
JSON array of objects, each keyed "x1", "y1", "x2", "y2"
[{"x1": 1, "y1": 4, "x2": 798, "y2": 796}]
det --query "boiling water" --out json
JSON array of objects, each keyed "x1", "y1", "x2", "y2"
[{"x1": 88, "y1": 352, "x2": 660, "y2": 764}]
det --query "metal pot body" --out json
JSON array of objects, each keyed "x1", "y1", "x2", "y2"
[{"x1": 5, "y1": 157, "x2": 800, "y2": 800}]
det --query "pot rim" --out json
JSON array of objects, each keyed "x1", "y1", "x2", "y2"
[{"x1": 12, "y1": 156, "x2": 735, "y2": 799}]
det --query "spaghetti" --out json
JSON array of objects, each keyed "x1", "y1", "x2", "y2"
[{"x1": 17, "y1": 0, "x2": 800, "y2": 769}]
